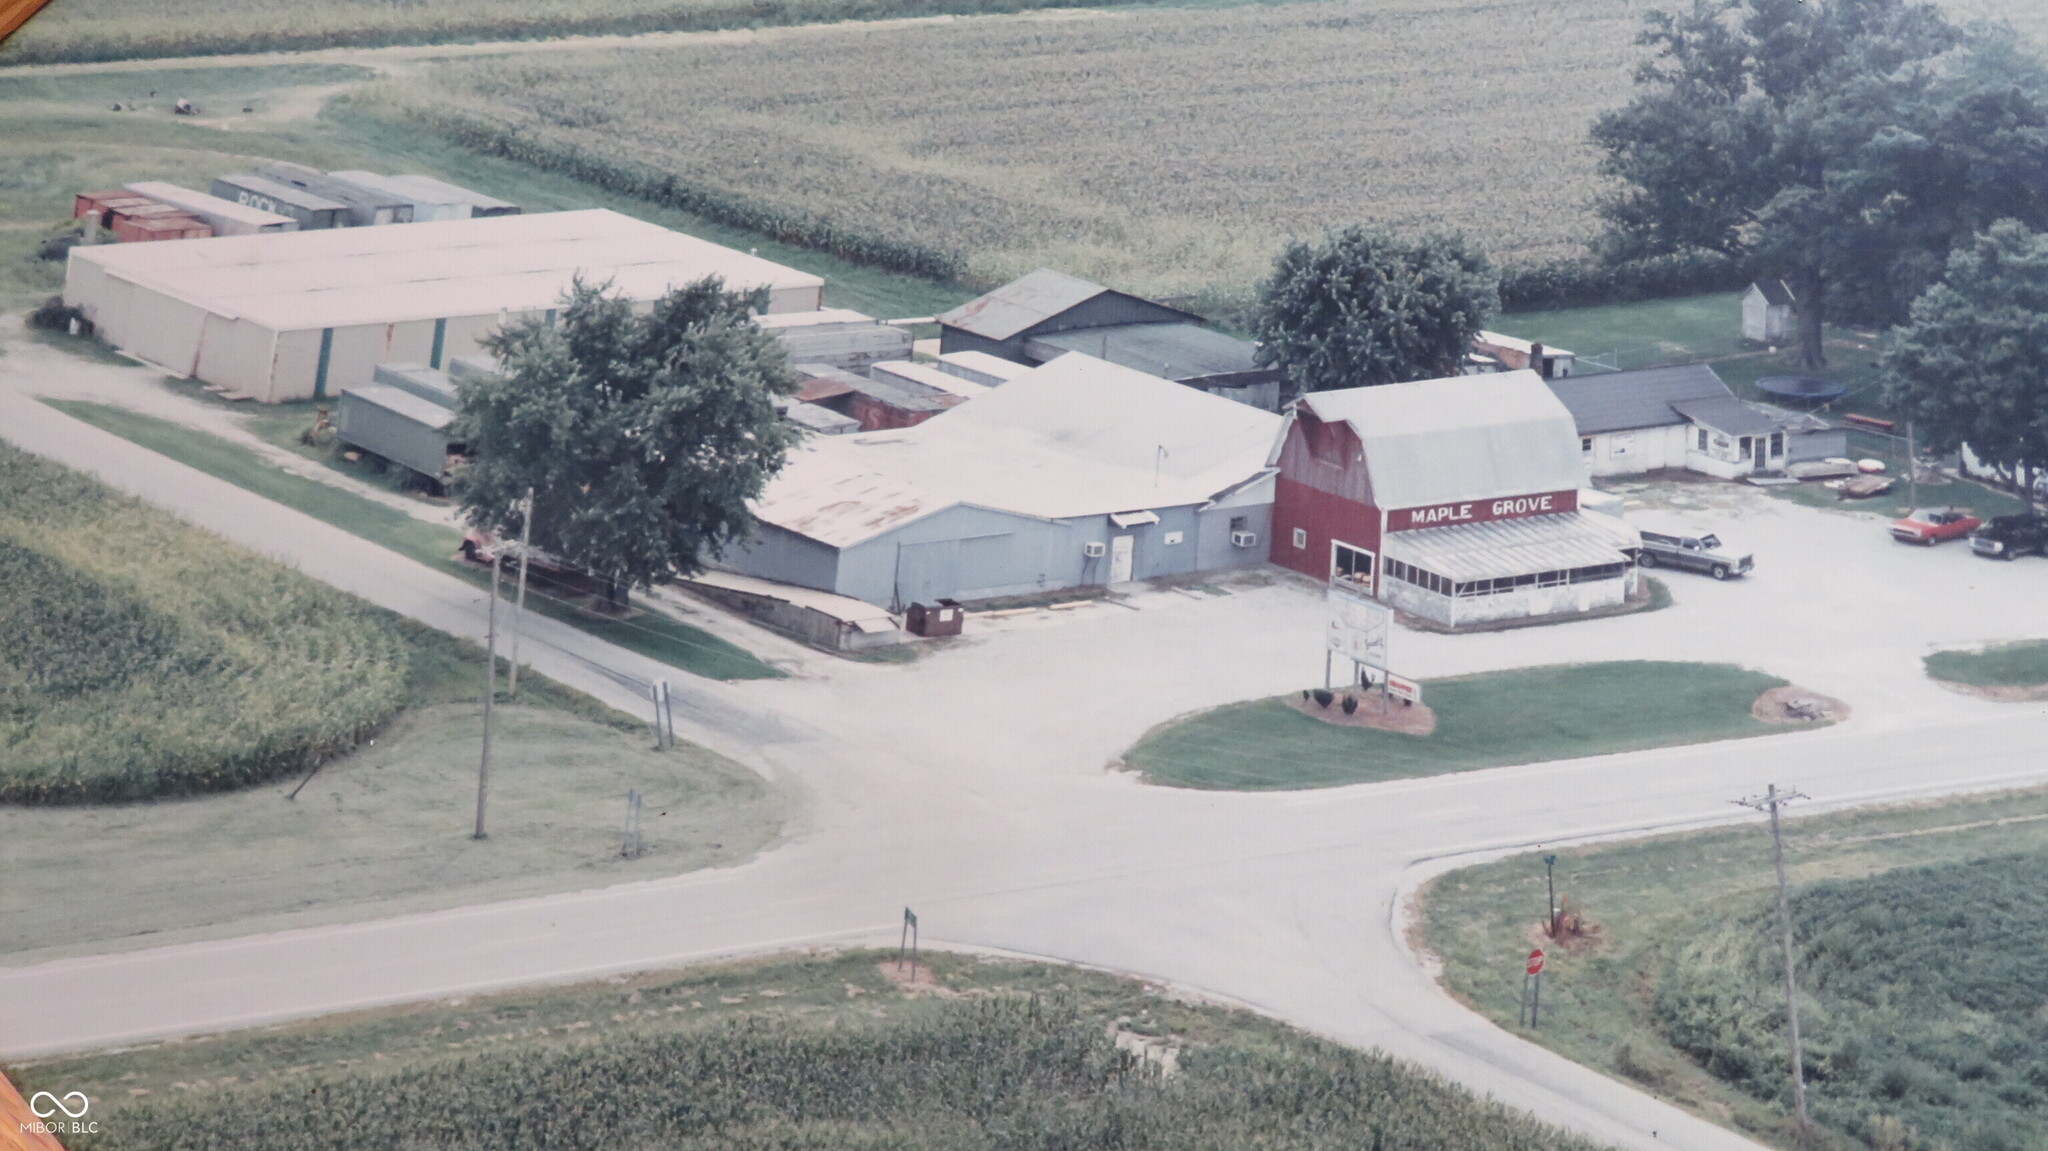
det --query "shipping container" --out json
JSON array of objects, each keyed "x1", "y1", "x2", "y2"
[
  {"x1": 209, "y1": 174, "x2": 348, "y2": 230},
  {"x1": 254, "y1": 162, "x2": 414, "y2": 227},
  {"x1": 124, "y1": 181, "x2": 296, "y2": 235},
  {"x1": 330, "y1": 171, "x2": 519, "y2": 221},
  {"x1": 109, "y1": 205, "x2": 212, "y2": 243}
]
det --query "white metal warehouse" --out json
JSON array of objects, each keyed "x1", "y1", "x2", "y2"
[{"x1": 63, "y1": 209, "x2": 825, "y2": 403}]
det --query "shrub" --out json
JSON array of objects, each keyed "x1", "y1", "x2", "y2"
[
  {"x1": 1499, "y1": 250, "x2": 1749, "y2": 313},
  {"x1": 26, "y1": 295, "x2": 83, "y2": 332}
]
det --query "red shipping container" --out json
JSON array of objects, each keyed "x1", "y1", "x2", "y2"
[{"x1": 111, "y1": 211, "x2": 213, "y2": 242}]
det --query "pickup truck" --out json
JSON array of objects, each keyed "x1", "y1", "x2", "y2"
[
  {"x1": 1637, "y1": 530, "x2": 1754, "y2": 580},
  {"x1": 1970, "y1": 514, "x2": 2048, "y2": 560}
]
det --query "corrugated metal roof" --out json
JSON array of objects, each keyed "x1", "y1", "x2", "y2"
[
  {"x1": 338, "y1": 382, "x2": 453, "y2": 430},
  {"x1": 124, "y1": 181, "x2": 295, "y2": 229},
  {"x1": 1671, "y1": 395, "x2": 1781, "y2": 436},
  {"x1": 753, "y1": 353, "x2": 1281, "y2": 547},
  {"x1": 755, "y1": 308, "x2": 877, "y2": 330},
  {"x1": 1299, "y1": 371, "x2": 1584, "y2": 510},
  {"x1": 1751, "y1": 279, "x2": 1795, "y2": 307},
  {"x1": 685, "y1": 569, "x2": 898, "y2": 628},
  {"x1": 1546, "y1": 363, "x2": 1733, "y2": 435},
  {"x1": 1027, "y1": 322, "x2": 1265, "y2": 380},
  {"x1": 70, "y1": 209, "x2": 824, "y2": 332},
  {"x1": 1383, "y1": 512, "x2": 1639, "y2": 583},
  {"x1": 870, "y1": 360, "x2": 991, "y2": 400},
  {"x1": 935, "y1": 269, "x2": 1110, "y2": 340},
  {"x1": 937, "y1": 350, "x2": 1031, "y2": 384},
  {"x1": 212, "y1": 173, "x2": 348, "y2": 213}
]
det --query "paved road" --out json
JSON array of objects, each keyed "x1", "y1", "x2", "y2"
[{"x1": 5, "y1": 379, "x2": 2048, "y2": 1151}]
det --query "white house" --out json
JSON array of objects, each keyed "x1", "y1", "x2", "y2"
[{"x1": 1547, "y1": 364, "x2": 1845, "y2": 479}]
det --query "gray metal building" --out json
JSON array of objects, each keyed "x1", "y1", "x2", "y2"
[
  {"x1": 936, "y1": 269, "x2": 1281, "y2": 409},
  {"x1": 331, "y1": 171, "x2": 520, "y2": 221},
  {"x1": 720, "y1": 354, "x2": 1279, "y2": 608},
  {"x1": 253, "y1": 162, "x2": 415, "y2": 227}
]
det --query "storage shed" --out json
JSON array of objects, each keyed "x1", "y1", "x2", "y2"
[
  {"x1": 937, "y1": 270, "x2": 1281, "y2": 409},
  {"x1": 1270, "y1": 370, "x2": 1639, "y2": 627},
  {"x1": 1743, "y1": 280, "x2": 1797, "y2": 343},
  {"x1": 63, "y1": 209, "x2": 826, "y2": 403},
  {"x1": 208, "y1": 174, "x2": 348, "y2": 230},
  {"x1": 124, "y1": 181, "x2": 297, "y2": 235},
  {"x1": 719, "y1": 354, "x2": 1280, "y2": 608}
]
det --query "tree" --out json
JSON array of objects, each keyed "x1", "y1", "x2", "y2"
[
  {"x1": 453, "y1": 276, "x2": 801, "y2": 604},
  {"x1": 1882, "y1": 219, "x2": 2048, "y2": 504},
  {"x1": 1252, "y1": 228, "x2": 1498, "y2": 395},
  {"x1": 1592, "y1": 0, "x2": 2048, "y2": 369}
]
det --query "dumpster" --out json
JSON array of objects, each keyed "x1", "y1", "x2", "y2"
[{"x1": 904, "y1": 599, "x2": 963, "y2": 637}]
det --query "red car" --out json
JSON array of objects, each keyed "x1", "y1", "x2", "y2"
[{"x1": 1890, "y1": 507, "x2": 1981, "y2": 545}]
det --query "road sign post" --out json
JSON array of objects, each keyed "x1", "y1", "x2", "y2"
[
  {"x1": 1520, "y1": 948, "x2": 1546, "y2": 1027},
  {"x1": 897, "y1": 907, "x2": 920, "y2": 974}
]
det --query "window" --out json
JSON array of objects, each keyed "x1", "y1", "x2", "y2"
[
  {"x1": 1292, "y1": 527, "x2": 1308, "y2": 549},
  {"x1": 1739, "y1": 436, "x2": 1753, "y2": 460},
  {"x1": 1769, "y1": 432, "x2": 1784, "y2": 457},
  {"x1": 1332, "y1": 541, "x2": 1374, "y2": 587},
  {"x1": 1697, "y1": 428, "x2": 1709, "y2": 452},
  {"x1": 1537, "y1": 570, "x2": 1567, "y2": 588},
  {"x1": 1581, "y1": 437, "x2": 1593, "y2": 454},
  {"x1": 1230, "y1": 515, "x2": 1248, "y2": 533}
]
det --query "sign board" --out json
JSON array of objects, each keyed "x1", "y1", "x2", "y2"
[
  {"x1": 1526, "y1": 948, "x2": 1546, "y2": 976},
  {"x1": 1325, "y1": 584, "x2": 1391, "y2": 670},
  {"x1": 1385, "y1": 673, "x2": 1422, "y2": 704},
  {"x1": 1386, "y1": 489, "x2": 1579, "y2": 533}
]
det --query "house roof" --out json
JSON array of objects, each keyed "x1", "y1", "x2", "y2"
[
  {"x1": 1751, "y1": 279, "x2": 1796, "y2": 307},
  {"x1": 1294, "y1": 370, "x2": 1584, "y2": 510},
  {"x1": 1027, "y1": 322, "x2": 1267, "y2": 381},
  {"x1": 753, "y1": 353, "x2": 1282, "y2": 547},
  {"x1": 935, "y1": 269, "x2": 1109, "y2": 341},
  {"x1": 1671, "y1": 395, "x2": 1783, "y2": 437},
  {"x1": 1546, "y1": 363, "x2": 1734, "y2": 435}
]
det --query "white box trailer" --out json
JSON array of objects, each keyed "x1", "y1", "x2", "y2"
[
  {"x1": 64, "y1": 209, "x2": 825, "y2": 401},
  {"x1": 124, "y1": 182, "x2": 297, "y2": 235}
]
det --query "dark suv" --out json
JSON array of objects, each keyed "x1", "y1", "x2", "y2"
[{"x1": 1970, "y1": 514, "x2": 2048, "y2": 560}]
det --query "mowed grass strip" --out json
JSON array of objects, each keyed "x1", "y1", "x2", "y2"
[
  {"x1": 42, "y1": 399, "x2": 782, "y2": 681},
  {"x1": 1128, "y1": 661, "x2": 1794, "y2": 790},
  {"x1": 1925, "y1": 640, "x2": 2048, "y2": 688},
  {"x1": 15, "y1": 951, "x2": 1609, "y2": 1151},
  {"x1": 1420, "y1": 788, "x2": 2048, "y2": 1149}
]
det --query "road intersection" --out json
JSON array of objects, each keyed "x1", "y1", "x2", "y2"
[{"x1": 4, "y1": 365, "x2": 2047, "y2": 1151}]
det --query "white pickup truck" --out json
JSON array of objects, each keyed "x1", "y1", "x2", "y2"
[{"x1": 1637, "y1": 530, "x2": 1754, "y2": 580}]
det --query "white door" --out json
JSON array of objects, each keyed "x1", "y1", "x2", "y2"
[{"x1": 1109, "y1": 534, "x2": 1134, "y2": 583}]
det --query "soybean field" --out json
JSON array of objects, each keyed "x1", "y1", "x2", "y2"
[{"x1": 0, "y1": 442, "x2": 409, "y2": 803}]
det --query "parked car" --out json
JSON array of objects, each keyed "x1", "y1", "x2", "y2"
[
  {"x1": 1970, "y1": 514, "x2": 2048, "y2": 560},
  {"x1": 1638, "y1": 530, "x2": 1754, "y2": 579},
  {"x1": 1890, "y1": 507, "x2": 1982, "y2": 545}
]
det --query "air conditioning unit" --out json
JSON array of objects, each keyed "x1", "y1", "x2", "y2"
[
  {"x1": 1082, "y1": 541, "x2": 1107, "y2": 558},
  {"x1": 1230, "y1": 530, "x2": 1259, "y2": 548}
]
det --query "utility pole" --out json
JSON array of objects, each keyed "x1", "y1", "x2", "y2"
[
  {"x1": 507, "y1": 489, "x2": 534, "y2": 697},
  {"x1": 474, "y1": 554, "x2": 501, "y2": 840},
  {"x1": 1543, "y1": 853, "x2": 1559, "y2": 937},
  {"x1": 1736, "y1": 784, "x2": 1812, "y2": 1144},
  {"x1": 1905, "y1": 421, "x2": 1917, "y2": 511}
]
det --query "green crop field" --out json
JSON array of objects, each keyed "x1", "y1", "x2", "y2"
[
  {"x1": 372, "y1": 0, "x2": 2048, "y2": 305},
  {"x1": 1422, "y1": 788, "x2": 2048, "y2": 1150},
  {"x1": 12, "y1": 950, "x2": 1608, "y2": 1151},
  {"x1": 1126, "y1": 661, "x2": 1801, "y2": 790},
  {"x1": 0, "y1": 440, "x2": 409, "y2": 804}
]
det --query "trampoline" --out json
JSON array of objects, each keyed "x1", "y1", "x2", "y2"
[{"x1": 1754, "y1": 375, "x2": 1847, "y2": 403}]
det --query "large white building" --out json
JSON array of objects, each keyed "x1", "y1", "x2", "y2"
[{"x1": 62, "y1": 209, "x2": 825, "y2": 403}]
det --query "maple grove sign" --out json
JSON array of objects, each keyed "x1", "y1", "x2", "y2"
[{"x1": 1385, "y1": 489, "x2": 1579, "y2": 532}]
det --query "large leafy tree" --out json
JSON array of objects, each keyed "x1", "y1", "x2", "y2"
[
  {"x1": 1592, "y1": 0, "x2": 2048, "y2": 369},
  {"x1": 1882, "y1": 220, "x2": 2048, "y2": 504},
  {"x1": 1253, "y1": 228, "x2": 1497, "y2": 395},
  {"x1": 454, "y1": 276, "x2": 801, "y2": 602}
]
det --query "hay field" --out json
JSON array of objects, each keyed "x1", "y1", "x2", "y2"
[{"x1": 380, "y1": 0, "x2": 2048, "y2": 303}]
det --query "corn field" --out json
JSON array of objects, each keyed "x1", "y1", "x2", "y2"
[
  {"x1": 68, "y1": 992, "x2": 1607, "y2": 1151},
  {"x1": 0, "y1": 443, "x2": 408, "y2": 804}
]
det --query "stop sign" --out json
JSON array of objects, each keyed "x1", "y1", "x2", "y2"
[{"x1": 1526, "y1": 948, "x2": 1546, "y2": 975}]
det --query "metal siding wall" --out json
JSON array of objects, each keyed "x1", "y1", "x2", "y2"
[
  {"x1": 936, "y1": 328, "x2": 1027, "y2": 363},
  {"x1": 716, "y1": 523, "x2": 842, "y2": 594},
  {"x1": 1022, "y1": 295, "x2": 1193, "y2": 338},
  {"x1": 766, "y1": 286, "x2": 824, "y2": 313},
  {"x1": 1195, "y1": 502, "x2": 1272, "y2": 571},
  {"x1": 270, "y1": 328, "x2": 325, "y2": 403}
]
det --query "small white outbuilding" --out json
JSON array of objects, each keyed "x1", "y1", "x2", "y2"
[{"x1": 1742, "y1": 280, "x2": 1797, "y2": 343}]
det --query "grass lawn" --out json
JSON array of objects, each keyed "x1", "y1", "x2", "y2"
[
  {"x1": 1420, "y1": 787, "x2": 2048, "y2": 1150},
  {"x1": 1924, "y1": 640, "x2": 2048, "y2": 689},
  {"x1": 1761, "y1": 471, "x2": 2034, "y2": 522},
  {"x1": 1127, "y1": 661, "x2": 1799, "y2": 791},
  {"x1": 0, "y1": 621, "x2": 786, "y2": 962},
  {"x1": 7, "y1": 950, "x2": 1606, "y2": 1151},
  {"x1": 43, "y1": 399, "x2": 782, "y2": 681}
]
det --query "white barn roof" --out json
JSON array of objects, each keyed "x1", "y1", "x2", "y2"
[
  {"x1": 65, "y1": 209, "x2": 824, "y2": 333},
  {"x1": 755, "y1": 353, "x2": 1282, "y2": 547},
  {"x1": 1296, "y1": 370, "x2": 1585, "y2": 508}
]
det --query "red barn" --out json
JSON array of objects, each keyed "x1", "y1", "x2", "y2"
[{"x1": 1271, "y1": 370, "x2": 1639, "y2": 626}]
